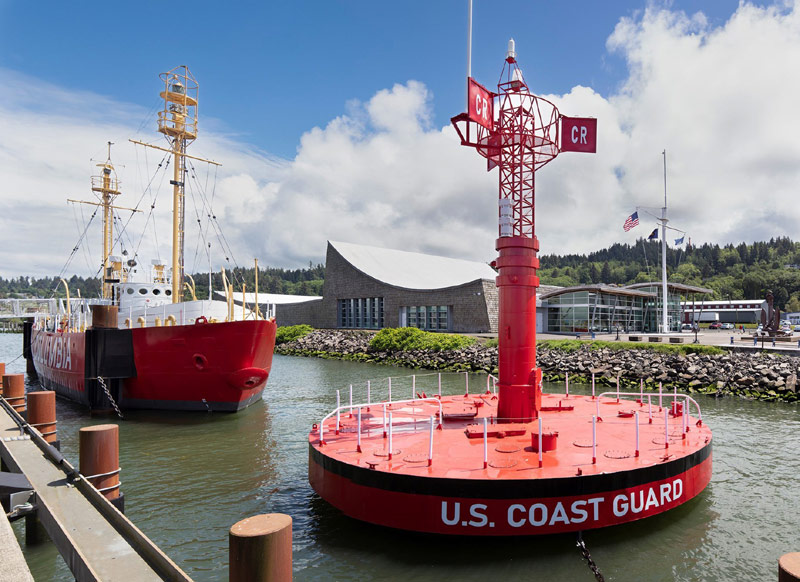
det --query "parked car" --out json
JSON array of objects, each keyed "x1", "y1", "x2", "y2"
[
  {"x1": 680, "y1": 323, "x2": 693, "y2": 331},
  {"x1": 721, "y1": 323, "x2": 734, "y2": 330},
  {"x1": 794, "y1": 325, "x2": 800, "y2": 332},
  {"x1": 709, "y1": 322, "x2": 722, "y2": 329}
]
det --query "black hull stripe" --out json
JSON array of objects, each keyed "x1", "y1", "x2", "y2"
[{"x1": 310, "y1": 440, "x2": 712, "y2": 499}]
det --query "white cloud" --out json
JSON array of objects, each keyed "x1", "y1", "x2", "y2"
[{"x1": 1, "y1": 1, "x2": 799, "y2": 281}]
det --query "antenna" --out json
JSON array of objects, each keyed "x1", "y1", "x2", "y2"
[
  {"x1": 466, "y1": 0, "x2": 473, "y2": 110},
  {"x1": 662, "y1": 149, "x2": 667, "y2": 208}
]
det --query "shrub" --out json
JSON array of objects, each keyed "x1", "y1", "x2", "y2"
[
  {"x1": 275, "y1": 324, "x2": 313, "y2": 345},
  {"x1": 369, "y1": 327, "x2": 476, "y2": 352}
]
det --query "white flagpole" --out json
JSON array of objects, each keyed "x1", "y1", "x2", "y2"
[
  {"x1": 466, "y1": 0, "x2": 473, "y2": 111},
  {"x1": 661, "y1": 150, "x2": 669, "y2": 334}
]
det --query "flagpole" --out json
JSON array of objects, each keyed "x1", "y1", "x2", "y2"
[
  {"x1": 661, "y1": 150, "x2": 669, "y2": 334},
  {"x1": 466, "y1": 0, "x2": 472, "y2": 110}
]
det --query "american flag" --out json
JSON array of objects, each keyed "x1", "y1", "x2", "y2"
[{"x1": 623, "y1": 211, "x2": 639, "y2": 232}]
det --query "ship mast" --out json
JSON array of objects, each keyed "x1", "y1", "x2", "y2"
[
  {"x1": 95, "y1": 143, "x2": 121, "y2": 299},
  {"x1": 130, "y1": 66, "x2": 220, "y2": 303},
  {"x1": 69, "y1": 142, "x2": 140, "y2": 300},
  {"x1": 158, "y1": 66, "x2": 197, "y2": 303}
]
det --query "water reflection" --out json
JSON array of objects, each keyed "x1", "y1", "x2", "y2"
[{"x1": 1, "y1": 334, "x2": 799, "y2": 582}]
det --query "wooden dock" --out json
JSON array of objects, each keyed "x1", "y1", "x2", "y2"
[{"x1": 0, "y1": 397, "x2": 193, "y2": 582}]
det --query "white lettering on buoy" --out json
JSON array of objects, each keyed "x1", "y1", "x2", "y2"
[
  {"x1": 529, "y1": 503, "x2": 548, "y2": 527},
  {"x1": 508, "y1": 504, "x2": 526, "y2": 527},
  {"x1": 673, "y1": 478, "x2": 683, "y2": 500},
  {"x1": 549, "y1": 502, "x2": 570, "y2": 526},
  {"x1": 570, "y1": 500, "x2": 588, "y2": 523},
  {"x1": 571, "y1": 125, "x2": 588, "y2": 144},
  {"x1": 468, "y1": 504, "x2": 488, "y2": 527},
  {"x1": 441, "y1": 502, "x2": 460, "y2": 526},
  {"x1": 612, "y1": 479, "x2": 684, "y2": 518},
  {"x1": 439, "y1": 480, "x2": 685, "y2": 530},
  {"x1": 645, "y1": 487, "x2": 659, "y2": 511},
  {"x1": 660, "y1": 483, "x2": 672, "y2": 505}
]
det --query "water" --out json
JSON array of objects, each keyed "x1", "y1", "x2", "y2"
[{"x1": 2, "y1": 333, "x2": 799, "y2": 581}]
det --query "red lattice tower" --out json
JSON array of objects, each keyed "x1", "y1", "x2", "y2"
[{"x1": 452, "y1": 41, "x2": 593, "y2": 423}]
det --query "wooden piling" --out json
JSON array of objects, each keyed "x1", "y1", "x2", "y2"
[
  {"x1": 780, "y1": 553, "x2": 800, "y2": 582},
  {"x1": 229, "y1": 513, "x2": 292, "y2": 582},
  {"x1": 28, "y1": 391, "x2": 57, "y2": 443},
  {"x1": 79, "y1": 424, "x2": 120, "y2": 501},
  {"x1": 3, "y1": 374, "x2": 26, "y2": 414}
]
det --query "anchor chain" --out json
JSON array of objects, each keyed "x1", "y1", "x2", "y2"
[
  {"x1": 97, "y1": 376, "x2": 124, "y2": 420},
  {"x1": 577, "y1": 532, "x2": 605, "y2": 582}
]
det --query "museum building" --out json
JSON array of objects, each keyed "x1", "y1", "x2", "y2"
[{"x1": 275, "y1": 241, "x2": 500, "y2": 333}]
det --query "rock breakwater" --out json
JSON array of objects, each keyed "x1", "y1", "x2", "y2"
[{"x1": 275, "y1": 330, "x2": 800, "y2": 402}]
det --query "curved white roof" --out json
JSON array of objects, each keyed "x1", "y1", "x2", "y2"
[
  {"x1": 215, "y1": 291, "x2": 321, "y2": 304},
  {"x1": 330, "y1": 241, "x2": 496, "y2": 290}
]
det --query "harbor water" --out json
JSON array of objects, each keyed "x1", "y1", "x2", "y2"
[{"x1": 2, "y1": 333, "x2": 799, "y2": 581}]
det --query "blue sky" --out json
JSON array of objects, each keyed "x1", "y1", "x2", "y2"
[
  {"x1": 0, "y1": 1, "x2": 798, "y2": 277},
  {"x1": 0, "y1": 0, "x2": 744, "y2": 157}
]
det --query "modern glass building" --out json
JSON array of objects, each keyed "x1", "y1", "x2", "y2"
[
  {"x1": 541, "y1": 286, "x2": 653, "y2": 333},
  {"x1": 540, "y1": 282, "x2": 712, "y2": 334},
  {"x1": 625, "y1": 282, "x2": 713, "y2": 332}
]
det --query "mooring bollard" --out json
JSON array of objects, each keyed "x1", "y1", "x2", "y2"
[
  {"x1": 779, "y1": 552, "x2": 800, "y2": 582},
  {"x1": 27, "y1": 391, "x2": 57, "y2": 444},
  {"x1": 79, "y1": 424, "x2": 121, "y2": 503},
  {"x1": 229, "y1": 513, "x2": 292, "y2": 582},
  {"x1": 3, "y1": 374, "x2": 26, "y2": 414}
]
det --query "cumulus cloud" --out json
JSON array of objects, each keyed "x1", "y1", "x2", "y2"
[{"x1": 1, "y1": 1, "x2": 799, "y2": 280}]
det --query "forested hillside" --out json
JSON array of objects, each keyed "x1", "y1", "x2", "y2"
[
  {"x1": 5, "y1": 238, "x2": 800, "y2": 311},
  {"x1": 0, "y1": 264, "x2": 325, "y2": 301},
  {"x1": 539, "y1": 236, "x2": 800, "y2": 311}
]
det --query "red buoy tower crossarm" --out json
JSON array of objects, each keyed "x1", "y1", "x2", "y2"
[{"x1": 452, "y1": 39, "x2": 597, "y2": 423}]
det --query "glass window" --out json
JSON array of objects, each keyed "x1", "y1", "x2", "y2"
[
  {"x1": 399, "y1": 305, "x2": 451, "y2": 331},
  {"x1": 337, "y1": 298, "x2": 384, "y2": 329}
]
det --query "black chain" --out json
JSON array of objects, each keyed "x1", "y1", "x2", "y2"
[
  {"x1": 577, "y1": 532, "x2": 605, "y2": 581},
  {"x1": 98, "y1": 377, "x2": 124, "y2": 420}
]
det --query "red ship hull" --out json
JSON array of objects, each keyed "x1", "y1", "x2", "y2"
[{"x1": 28, "y1": 319, "x2": 276, "y2": 412}]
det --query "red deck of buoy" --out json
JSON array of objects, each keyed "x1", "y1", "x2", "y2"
[{"x1": 309, "y1": 387, "x2": 711, "y2": 535}]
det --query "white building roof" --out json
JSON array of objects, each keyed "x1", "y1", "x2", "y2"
[
  {"x1": 214, "y1": 291, "x2": 321, "y2": 305},
  {"x1": 330, "y1": 240, "x2": 496, "y2": 290}
]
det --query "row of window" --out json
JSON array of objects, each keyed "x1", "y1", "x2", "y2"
[
  {"x1": 124, "y1": 286, "x2": 172, "y2": 296},
  {"x1": 336, "y1": 299, "x2": 452, "y2": 332},
  {"x1": 338, "y1": 298, "x2": 384, "y2": 329},
  {"x1": 402, "y1": 305, "x2": 450, "y2": 331}
]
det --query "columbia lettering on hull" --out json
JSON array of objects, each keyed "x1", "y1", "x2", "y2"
[{"x1": 23, "y1": 66, "x2": 276, "y2": 413}]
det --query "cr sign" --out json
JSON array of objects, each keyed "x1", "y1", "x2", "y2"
[
  {"x1": 561, "y1": 116, "x2": 597, "y2": 153},
  {"x1": 467, "y1": 77, "x2": 494, "y2": 131}
]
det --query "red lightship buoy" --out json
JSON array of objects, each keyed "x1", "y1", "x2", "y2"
[{"x1": 308, "y1": 41, "x2": 711, "y2": 536}]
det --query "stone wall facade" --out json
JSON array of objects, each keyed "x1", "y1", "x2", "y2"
[{"x1": 276, "y1": 243, "x2": 497, "y2": 333}]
